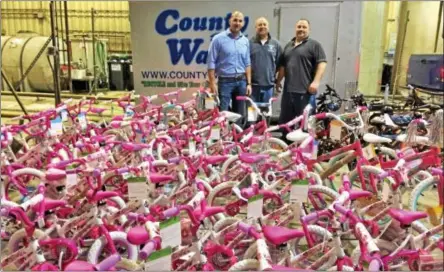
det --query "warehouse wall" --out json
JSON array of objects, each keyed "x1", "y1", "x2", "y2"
[
  {"x1": 1, "y1": 1, "x2": 131, "y2": 53},
  {"x1": 397, "y1": 1, "x2": 443, "y2": 87}
]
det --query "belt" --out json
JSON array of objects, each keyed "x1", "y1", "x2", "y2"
[{"x1": 218, "y1": 74, "x2": 246, "y2": 81}]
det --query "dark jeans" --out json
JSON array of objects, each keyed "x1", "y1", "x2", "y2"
[
  {"x1": 251, "y1": 85, "x2": 274, "y2": 103},
  {"x1": 278, "y1": 91, "x2": 310, "y2": 143},
  {"x1": 218, "y1": 79, "x2": 247, "y2": 127}
]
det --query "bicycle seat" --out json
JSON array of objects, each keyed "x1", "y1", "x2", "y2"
[
  {"x1": 127, "y1": 225, "x2": 150, "y2": 245},
  {"x1": 239, "y1": 153, "x2": 269, "y2": 164},
  {"x1": 262, "y1": 225, "x2": 305, "y2": 245},
  {"x1": 90, "y1": 108, "x2": 107, "y2": 114},
  {"x1": 396, "y1": 134, "x2": 430, "y2": 144},
  {"x1": 32, "y1": 199, "x2": 67, "y2": 213},
  {"x1": 363, "y1": 133, "x2": 392, "y2": 144},
  {"x1": 204, "y1": 155, "x2": 229, "y2": 165},
  {"x1": 149, "y1": 173, "x2": 175, "y2": 184},
  {"x1": 121, "y1": 142, "x2": 150, "y2": 152},
  {"x1": 45, "y1": 168, "x2": 67, "y2": 182},
  {"x1": 286, "y1": 129, "x2": 310, "y2": 143},
  {"x1": 348, "y1": 190, "x2": 373, "y2": 201},
  {"x1": 87, "y1": 190, "x2": 120, "y2": 202},
  {"x1": 388, "y1": 208, "x2": 427, "y2": 226},
  {"x1": 220, "y1": 111, "x2": 242, "y2": 122}
]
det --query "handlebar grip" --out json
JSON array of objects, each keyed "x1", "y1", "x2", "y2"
[
  {"x1": 320, "y1": 153, "x2": 357, "y2": 180},
  {"x1": 94, "y1": 254, "x2": 121, "y2": 271},
  {"x1": 378, "y1": 171, "x2": 389, "y2": 180},
  {"x1": 163, "y1": 207, "x2": 180, "y2": 218},
  {"x1": 431, "y1": 168, "x2": 443, "y2": 175},
  {"x1": 368, "y1": 259, "x2": 381, "y2": 272},
  {"x1": 238, "y1": 222, "x2": 252, "y2": 233},
  {"x1": 139, "y1": 240, "x2": 157, "y2": 259},
  {"x1": 236, "y1": 96, "x2": 248, "y2": 101},
  {"x1": 314, "y1": 112, "x2": 327, "y2": 119},
  {"x1": 302, "y1": 212, "x2": 318, "y2": 223}
]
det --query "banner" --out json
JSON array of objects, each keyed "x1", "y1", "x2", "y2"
[{"x1": 129, "y1": 1, "x2": 275, "y2": 100}]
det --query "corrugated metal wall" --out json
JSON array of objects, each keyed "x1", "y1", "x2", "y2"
[{"x1": 1, "y1": 1, "x2": 131, "y2": 53}]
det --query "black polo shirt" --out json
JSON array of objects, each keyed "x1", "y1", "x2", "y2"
[
  {"x1": 250, "y1": 34, "x2": 283, "y2": 87},
  {"x1": 278, "y1": 37, "x2": 327, "y2": 93}
]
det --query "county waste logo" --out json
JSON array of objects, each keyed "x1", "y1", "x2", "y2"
[{"x1": 154, "y1": 9, "x2": 250, "y2": 66}]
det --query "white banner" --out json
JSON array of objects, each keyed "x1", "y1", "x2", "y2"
[{"x1": 129, "y1": 1, "x2": 276, "y2": 101}]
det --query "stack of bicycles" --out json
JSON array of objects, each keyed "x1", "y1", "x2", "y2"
[{"x1": 1, "y1": 87, "x2": 442, "y2": 271}]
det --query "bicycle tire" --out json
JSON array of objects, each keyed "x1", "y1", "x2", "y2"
[{"x1": 87, "y1": 231, "x2": 138, "y2": 264}]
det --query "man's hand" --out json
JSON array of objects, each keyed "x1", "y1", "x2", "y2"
[
  {"x1": 209, "y1": 82, "x2": 218, "y2": 96},
  {"x1": 275, "y1": 83, "x2": 282, "y2": 93},
  {"x1": 308, "y1": 81, "x2": 319, "y2": 94},
  {"x1": 246, "y1": 84, "x2": 252, "y2": 96}
]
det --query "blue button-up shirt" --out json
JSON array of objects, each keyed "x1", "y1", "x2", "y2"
[{"x1": 207, "y1": 29, "x2": 251, "y2": 77}]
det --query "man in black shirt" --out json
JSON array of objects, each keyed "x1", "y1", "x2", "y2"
[{"x1": 275, "y1": 19, "x2": 327, "y2": 142}]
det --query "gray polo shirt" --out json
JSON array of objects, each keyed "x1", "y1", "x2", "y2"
[
  {"x1": 249, "y1": 34, "x2": 282, "y2": 87},
  {"x1": 278, "y1": 37, "x2": 327, "y2": 93}
]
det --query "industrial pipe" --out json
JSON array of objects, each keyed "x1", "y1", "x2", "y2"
[
  {"x1": 91, "y1": 8, "x2": 97, "y2": 95},
  {"x1": 64, "y1": 0, "x2": 72, "y2": 92},
  {"x1": 49, "y1": 1, "x2": 62, "y2": 106}
]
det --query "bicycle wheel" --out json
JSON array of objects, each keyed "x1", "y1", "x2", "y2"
[{"x1": 409, "y1": 176, "x2": 442, "y2": 229}]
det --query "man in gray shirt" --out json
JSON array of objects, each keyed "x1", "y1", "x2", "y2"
[
  {"x1": 275, "y1": 18, "x2": 327, "y2": 141},
  {"x1": 249, "y1": 17, "x2": 282, "y2": 103}
]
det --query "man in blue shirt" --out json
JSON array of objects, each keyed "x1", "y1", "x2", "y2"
[{"x1": 207, "y1": 11, "x2": 252, "y2": 127}]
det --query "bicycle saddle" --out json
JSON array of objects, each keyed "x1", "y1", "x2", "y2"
[
  {"x1": 45, "y1": 168, "x2": 67, "y2": 182},
  {"x1": 204, "y1": 155, "x2": 229, "y2": 165},
  {"x1": 348, "y1": 190, "x2": 373, "y2": 201},
  {"x1": 363, "y1": 133, "x2": 392, "y2": 144},
  {"x1": 149, "y1": 173, "x2": 175, "y2": 184},
  {"x1": 388, "y1": 208, "x2": 427, "y2": 226},
  {"x1": 221, "y1": 111, "x2": 242, "y2": 122},
  {"x1": 286, "y1": 129, "x2": 310, "y2": 143},
  {"x1": 262, "y1": 225, "x2": 305, "y2": 245},
  {"x1": 127, "y1": 225, "x2": 150, "y2": 245},
  {"x1": 238, "y1": 153, "x2": 269, "y2": 164},
  {"x1": 90, "y1": 108, "x2": 107, "y2": 114},
  {"x1": 32, "y1": 199, "x2": 67, "y2": 213},
  {"x1": 121, "y1": 142, "x2": 150, "y2": 152}
]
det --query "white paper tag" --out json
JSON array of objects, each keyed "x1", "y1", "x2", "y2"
[
  {"x1": 145, "y1": 246, "x2": 172, "y2": 271},
  {"x1": 290, "y1": 179, "x2": 309, "y2": 203},
  {"x1": 125, "y1": 106, "x2": 135, "y2": 119},
  {"x1": 127, "y1": 177, "x2": 149, "y2": 201},
  {"x1": 50, "y1": 117, "x2": 63, "y2": 136},
  {"x1": 160, "y1": 216, "x2": 181, "y2": 248},
  {"x1": 60, "y1": 110, "x2": 68, "y2": 122},
  {"x1": 205, "y1": 98, "x2": 216, "y2": 110},
  {"x1": 189, "y1": 140, "x2": 196, "y2": 155},
  {"x1": 247, "y1": 107, "x2": 258, "y2": 122},
  {"x1": 247, "y1": 194, "x2": 263, "y2": 219},
  {"x1": 66, "y1": 174, "x2": 77, "y2": 189},
  {"x1": 311, "y1": 140, "x2": 318, "y2": 160},
  {"x1": 382, "y1": 179, "x2": 391, "y2": 202},
  {"x1": 329, "y1": 120, "x2": 342, "y2": 141},
  {"x1": 363, "y1": 144, "x2": 377, "y2": 160},
  {"x1": 210, "y1": 125, "x2": 220, "y2": 140},
  {"x1": 78, "y1": 112, "x2": 87, "y2": 130}
]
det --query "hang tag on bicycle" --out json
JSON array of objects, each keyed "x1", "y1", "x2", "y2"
[
  {"x1": 290, "y1": 179, "x2": 309, "y2": 203},
  {"x1": 189, "y1": 140, "x2": 196, "y2": 155},
  {"x1": 329, "y1": 120, "x2": 342, "y2": 141},
  {"x1": 363, "y1": 144, "x2": 376, "y2": 160},
  {"x1": 205, "y1": 97, "x2": 216, "y2": 110},
  {"x1": 248, "y1": 107, "x2": 258, "y2": 122},
  {"x1": 60, "y1": 110, "x2": 68, "y2": 122},
  {"x1": 66, "y1": 174, "x2": 77, "y2": 189},
  {"x1": 160, "y1": 216, "x2": 182, "y2": 248},
  {"x1": 382, "y1": 179, "x2": 391, "y2": 202},
  {"x1": 50, "y1": 117, "x2": 63, "y2": 136},
  {"x1": 311, "y1": 140, "x2": 319, "y2": 160},
  {"x1": 145, "y1": 246, "x2": 172, "y2": 271},
  {"x1": 78, "y1": 112, "x2": 87, "y2": 130},
  {"x1": 247, "y1": 194, "x2": 263, "y2": 219},
  {"x1": 210, "y1": 125, "x2": 220, "y2": 140},
  {"x1": 125, "y1": 106, "x2": 135, "y2": 119},
  {"x1": 127, "y1": 176, "x2": 149, "y2": 201}
]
